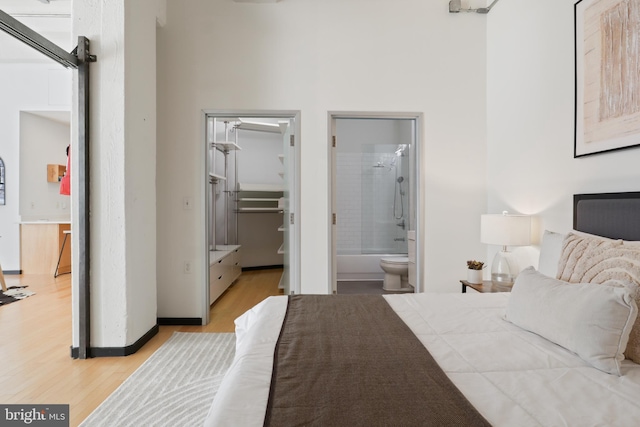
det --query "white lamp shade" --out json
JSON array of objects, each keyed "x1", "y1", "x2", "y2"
[{"x1": 481, "y1": 214, "x2": 531, "y2": 246}]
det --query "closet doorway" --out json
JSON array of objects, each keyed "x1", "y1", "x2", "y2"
[
  {"x1": 203, "y1": 110, "x2": 300, "y2": 315},
  {"x1": 329, "y1": 112, "x2": 423, "y2": 294}
]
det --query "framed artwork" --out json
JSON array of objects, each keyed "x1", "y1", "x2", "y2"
[{"x1": 574, "y1": 0, "x2": 640, "y2": 157}]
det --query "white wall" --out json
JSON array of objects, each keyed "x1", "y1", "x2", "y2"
[
  {"x1": 156, "y1": 0, "x2": 488, "y2": 318},
  {"x1": 487, "y1": 0, "x2": 640, "y2": 272},
  {"x1": 235, "y1": 129, "x2": 283, "y2": 186},
  {"x1": 72, "y1": 0, "x2": 161, "y2": 348},
  {"x1": 0, "y1": 64, "x2": 70, "y2": 271},
  {"x1": 19, "y1": 112, "x2": 71, "y2": 222}
]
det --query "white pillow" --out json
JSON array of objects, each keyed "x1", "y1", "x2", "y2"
[
  {"x1": 556, "y1": 231, "x2": 640, "y2": 364},
  {"x1": 505, "y1": 267, "x2": 638, "y2": 376},
  {"x1": 538, "y1": 230, "x2": 565, "y2": 277}
]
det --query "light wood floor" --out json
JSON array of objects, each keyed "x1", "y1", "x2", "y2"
[{"x1": 0, "y1": 268, "x2": 282, "y2": 426}]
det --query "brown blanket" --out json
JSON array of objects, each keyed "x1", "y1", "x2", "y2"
[{"x1": 264, "y1": 295, "x2": 490, "y2": 427}]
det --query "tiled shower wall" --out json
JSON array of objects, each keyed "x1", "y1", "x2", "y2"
[
  {"x1": 337, "y1": 149, "x2": 409, "y2": 255},
  {"x1": 336, "y1": 152, "x2": 362, "y2": 253}
]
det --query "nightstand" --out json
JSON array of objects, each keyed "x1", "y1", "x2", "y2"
[{"x1": 460, "y1": 280, "x2": 512, "y2": 293}]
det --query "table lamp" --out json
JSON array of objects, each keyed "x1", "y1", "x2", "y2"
[{"x1": 481, "y1": 211, "x2": 531, "y2": 285}]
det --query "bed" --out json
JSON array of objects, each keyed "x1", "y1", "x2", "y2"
[{"x1": 204, "y1": 192, "x2": 640, "y2": 426}]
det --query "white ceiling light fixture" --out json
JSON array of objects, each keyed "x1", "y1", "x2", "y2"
[{"x1": 449, "y1": 0, "x2": 501, "y2": 14}]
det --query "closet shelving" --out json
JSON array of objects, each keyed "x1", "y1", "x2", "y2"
[
  {"x1": 208, "y1": 118, "x2": 243, "y2": 304},
  {"x1": 209, "y1": 119, "x2": 242, "y2": 243},
  {"x1": 208, "y1": 141, "x2": 237, "y2": 184},
  {"x1": 277, "y1": 151, "x2": 285, "y2": 289},
  {"x1": 214, "y1": 141, "x2": 241, "y2": 151},
  {"x1": 235, "y1": 150, "x2": 286, "y2": 287},
  {"x1": 207, "y1": 117, "x2": 292, "y2": 292},
  {"x1": 235, "y1": 182, "x2": 284, "y2": 213}
]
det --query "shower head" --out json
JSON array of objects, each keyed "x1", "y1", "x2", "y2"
[
  {"x1": 395, "y1": 144, "x2": 407, "y2": 156},
  {"x1": 397, "y1": 176, "x2": 404, "y2": 183}
]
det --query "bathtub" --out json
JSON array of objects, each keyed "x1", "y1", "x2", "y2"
[{"x1": 337, "y1": 252, "x2": 408, "y2": 281}]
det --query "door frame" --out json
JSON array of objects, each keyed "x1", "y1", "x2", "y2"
[
  {"x1": 0, "y1": 11, "x2": 96, "y2": 358},
  {"x1": 328, "y1": 111, "x2": 424, "y2": 294},
  {"x1": 201, "y1": 109, "x2": 301, "y2": 323}
]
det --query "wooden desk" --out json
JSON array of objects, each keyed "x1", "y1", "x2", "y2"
[
  {"x1": 20, "y1": 223, "x2": 71, "y2": 275},
  {"x1": 460, "y1": 280, "x2": 512, "y2": 293},
  {"x1": 55, "y1": 230, "x2": 71, "y2": 277}
]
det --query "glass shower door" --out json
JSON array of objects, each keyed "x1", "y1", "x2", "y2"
[{"x1": 361, "y1": 144, "x2": 410, "y2": 255}]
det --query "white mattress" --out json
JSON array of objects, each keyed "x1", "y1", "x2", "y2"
[{"x1": 205, "y1": 293, "x2": 640, "y2": 426}]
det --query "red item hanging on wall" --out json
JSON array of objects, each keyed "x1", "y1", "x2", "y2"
[{"x1": 60, "y1": 145, "x2": 71, "y2": 196}]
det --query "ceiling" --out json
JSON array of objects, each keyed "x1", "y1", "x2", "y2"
[{"x1": 0, "y1": 0, "x2": 72, "y2": 64}]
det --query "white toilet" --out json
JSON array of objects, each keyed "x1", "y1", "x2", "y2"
[{"x1": 380, "y1": 256, "x2": 411, "y2": 292}]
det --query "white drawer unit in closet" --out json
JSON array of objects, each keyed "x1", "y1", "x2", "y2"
[{"x1": 209, "y1": 245, "x2": 242, "y2": 305}]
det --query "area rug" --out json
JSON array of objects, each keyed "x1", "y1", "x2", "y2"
[
  {"x1": 0, "y1": 286, "x2": 35, "y2": 306},
  {"x1": 80, "y1": 332, "x2": 235, "y2": 427}
]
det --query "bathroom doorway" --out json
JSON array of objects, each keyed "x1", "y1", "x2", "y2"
[
  {"x1": 202, "y1": 110, "x2": 300, "y2": 320},
  {"x1": 329, "y1": 113, "x2": 422, "y2": 294}
]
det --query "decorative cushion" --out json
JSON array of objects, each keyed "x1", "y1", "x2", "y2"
[
  {"x1": 570, "y1": 229, "x2": 616, "y2": 242},
  {"x1": 556, "y1": 232, "x2": 622, "y2": 282},
  {"x1": 537, "y1": 230, "x2": 633, "y2": 280},
  {"x1": 506, "y1": 267, "x2": 638, "y2": 376},
  {"x1": 623, "y1": 239, "x2": 640, "y2": 250},
  {"x1": 557, "y1": 231, "x2": 640, "y2": 364},
  {"x1": 570, "y1": 229, "x2": 640, "y2": 249},
  {"x1": 538, "y1": 230, "x2": 565, "y2": 277}
]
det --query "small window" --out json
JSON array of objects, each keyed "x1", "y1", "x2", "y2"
[{"x1": 0, "y1": 157, "x2": 5, "y2": 205}]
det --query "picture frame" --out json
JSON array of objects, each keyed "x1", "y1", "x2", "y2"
[{"x1": 574, "y1": 0, "x2": 640, "y2": 157}]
